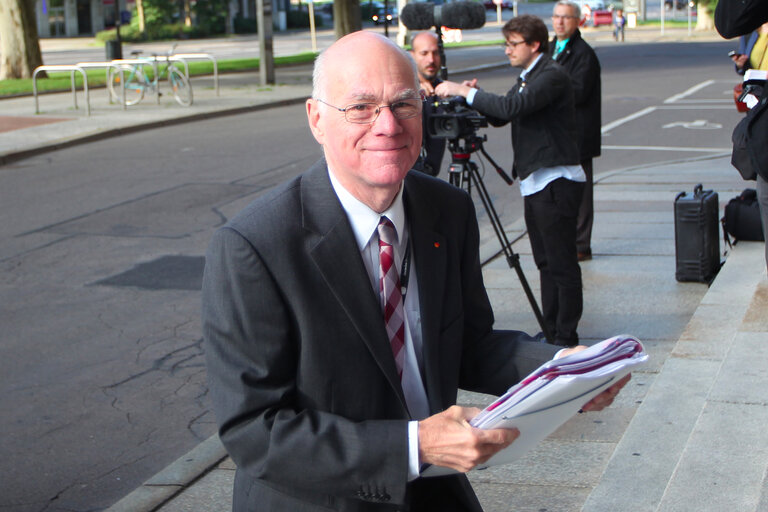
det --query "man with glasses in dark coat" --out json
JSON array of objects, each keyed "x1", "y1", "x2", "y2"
[{"x1": 550, "y1": 0, "x2": 602, "y2": 262}]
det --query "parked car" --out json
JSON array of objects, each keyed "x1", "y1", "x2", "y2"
[
  {"x1": 591, "y1": 9, "x2": 613, "y2": 26},
  {"x1": 665, "y1": 0, "x2": 689, "y2": 9},
  {"x1": 579, "y1": 0, "x2": 605, "y2": 10},
  {"x1": 372, "y1": 7, "x2": 397, "y2": 25},
  {"x1": 483, "y1": 0, "x2": 514, "y2": 10}
]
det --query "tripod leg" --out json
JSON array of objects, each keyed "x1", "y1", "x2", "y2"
[{"x1": 467, "y1": 162, "x2": 553, "y2": 343}]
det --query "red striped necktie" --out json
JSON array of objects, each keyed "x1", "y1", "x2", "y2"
[{"x1": 377, "y1": 217, "x2": 405, "y2": 379}]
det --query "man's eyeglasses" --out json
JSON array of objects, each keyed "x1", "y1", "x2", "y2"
[
  {"x1": 315, "y1": 98, "x2": 422, "y2": 124},
  {"x1": 502, "y1": 40, "x2": 527, "y2": 50},
  {"x1": 552, "y1": 14, "x2": 579, "y2": 19}
]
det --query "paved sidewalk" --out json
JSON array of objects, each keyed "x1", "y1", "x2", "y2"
[
  {"x1": 105, "y1": 152, "x2": 767, "y2": 512},
  {"x1": 4, "y1": 24, "x2": 766, "y2": 512}
]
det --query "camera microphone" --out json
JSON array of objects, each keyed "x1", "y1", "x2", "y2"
[{"x1": 400, "y1": 1, "x2": 487, "y2": 30}]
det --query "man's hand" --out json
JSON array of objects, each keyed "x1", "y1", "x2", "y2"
[
  {"x1": 462, "y1": 78, "x2": 478, "y2": 89},
  {"x1": 418, "y1": 406, "x2": 519, "y2": 473},
  {"x1": 732, "y1": 53, "x2": 749, "y2": 70},
  {"x1": 556, "y1": 345, "x2": 631, "y2": 412},
  {"x1": 434, "y1": 80, "x2": 474, "y2": 99},
  {"x1": 419, "y1": 78, "x2": 436, "y2": 96}
]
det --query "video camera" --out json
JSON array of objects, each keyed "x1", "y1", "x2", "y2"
[{"x1": 426, "y1": 96, "x2": 488, "y2": 140}]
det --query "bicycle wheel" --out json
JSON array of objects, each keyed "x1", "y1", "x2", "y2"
[
  {"x1": 168, "y1": 67, "x2": 193, "y2": 107},
  {"x1": 109, "y1": 65, "x2": 145, "y2": 106}
]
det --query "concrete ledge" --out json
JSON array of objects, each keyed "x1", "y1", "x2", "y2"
[
  {"x1": 106, "y1": 434, "x2": 227, "y2": 512},
  {"x1": 583, "y1": 241, "x2": 768, "y2": 511}
]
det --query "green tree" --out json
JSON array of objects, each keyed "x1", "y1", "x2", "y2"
[{"x1": 194, "y1": 0, "x2": 228, "y2": 34}]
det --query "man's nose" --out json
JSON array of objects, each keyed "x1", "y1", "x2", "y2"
[{"x1": 372, "y1": 106, "x2": 402, "y2": 133}]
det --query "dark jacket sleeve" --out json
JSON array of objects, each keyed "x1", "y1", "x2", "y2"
[
  {"x1": 471, "y1": 66, "x2": 571, "y2": 124},
  {"x1": 202, "y1": 225, "x2": 410, "y2": 505}
]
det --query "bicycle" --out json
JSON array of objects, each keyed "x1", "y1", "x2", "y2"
[{"x1": 108, "y1": 44, "x2": 193, "y2": 107}]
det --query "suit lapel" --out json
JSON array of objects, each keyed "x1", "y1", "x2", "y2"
[
  {"x1": 403, "y1": 174, "x2": 448, "y2": 414},
  {"x1": 300, "y1": 162, "x2": 408, "y2": 413}
]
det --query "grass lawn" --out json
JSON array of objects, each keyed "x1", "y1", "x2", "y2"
[{"x1": 0, "y1": 41, "x2": 503, "y2": 97}]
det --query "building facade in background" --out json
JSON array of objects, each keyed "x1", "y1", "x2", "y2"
[{"x1": 35, "y1": 0, "x2": 134, "y2": 37}]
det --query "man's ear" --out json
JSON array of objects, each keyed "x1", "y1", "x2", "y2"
[
  {"x1": 531, "y1": 41, "x2": 541, "y2": 54},
  {"x1": 306, "y1": 98, "x2": 325, "y2": 144}
]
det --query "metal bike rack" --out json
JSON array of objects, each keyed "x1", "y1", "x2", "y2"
[
  {"x1": 75, "y1": 61, "x2": 126, "y2": 109},
  {"x1": 32, "y1": 65, "x2": 90, "y2": 116},
  {"x1": 171, "y1": 53, "x2": 219, "y2": 96},
  {"x1": 147, "y1": 55, "x2": 190, "y2": 84},
  {"x1": 110, "y1": 58, "x2": 161, "y2": 104}
]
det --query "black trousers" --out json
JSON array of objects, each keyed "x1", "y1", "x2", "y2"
[
  {"x1": 576, "y1": 158, "x2": 594, "y2": 254},
  {"x1": 524, "y1": 178, "x2": 584, "y2": 346}
]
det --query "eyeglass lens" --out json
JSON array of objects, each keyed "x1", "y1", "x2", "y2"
[{"x1": 345, "y1": 100, "x2": 421, "y2": 123}]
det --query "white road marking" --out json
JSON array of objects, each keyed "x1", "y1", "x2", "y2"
[
  {"x1": 601, "y1": 106, "x2": 656, "y2": 134},
  {"x1": 664, "y1": 79, "x2": 715, "y2": 103},
  {"x1": 602, "y1": 145, "x2": 731, "y2": 152}
]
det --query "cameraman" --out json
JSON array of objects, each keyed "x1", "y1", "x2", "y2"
[
  {"x1": 410, "y1": 31, "x2": 447, "y2": 176},
  {"x1": 435, "y1": 15, "x2": 585, "y2": 348}
]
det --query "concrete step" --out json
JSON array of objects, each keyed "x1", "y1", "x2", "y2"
[{"x1": 583, "y1": 241, "x2": 768, "y2": 512}]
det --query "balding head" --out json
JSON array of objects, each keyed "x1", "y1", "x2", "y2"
[
  {"x1": 313, "y1": 31, "x2": 419, "y2": 101},
  {"x1": 410, "y1": 31, "x2": 441, "y2": 84},
  {"x1": 306, "y1": 31, "x2": 423, "y2": 213}
]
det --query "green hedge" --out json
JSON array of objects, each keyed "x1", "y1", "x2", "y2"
[
  {"x1": 286, "y1": 10, "x2": 324, "y2": 29},
  {"x1": 95, "y1": 23, "x2": 204, "y2": 43}
]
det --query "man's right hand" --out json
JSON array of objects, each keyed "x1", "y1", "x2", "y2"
[
  {"x1": 732, "y1": 53, "x2": 748, "y2": 70},
  {"x1": 418, "y1": 405, "x2": 519, "y2": 473}
]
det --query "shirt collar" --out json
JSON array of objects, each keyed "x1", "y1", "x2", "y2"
[
  {"x1": 520, "y1": 53, "x2": 544, "y2": 81},
  {"x1": 554, "y1": 38, "x2": 569, "y2": 57},
  {"x1": 327, "y1": 167, "x2": 407, "y2": 251}
]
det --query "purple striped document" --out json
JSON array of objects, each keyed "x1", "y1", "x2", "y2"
[{"x1": 422, "y1": 335, "x2": 648, "y2": 477}]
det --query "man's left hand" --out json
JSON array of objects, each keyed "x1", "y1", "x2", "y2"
[
  {"x1": 434, "y1": 80, "x2": 473, "y2": 99},
  {"x1": 556, "y1": 345, "x2": 631, "y2": 412}
]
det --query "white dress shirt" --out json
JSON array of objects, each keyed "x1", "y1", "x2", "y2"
[{"x1": 327, "y1": 169, "x2": 429, "y2": 479}]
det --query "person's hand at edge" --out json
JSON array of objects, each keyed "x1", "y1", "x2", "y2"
[
  {"x1": 556, "y1": 346, "x2": 632, "y2": 413},
  {"x1": 434, "y1": 80, "x2": 474, "y2": 99},
  {"x1": 418, "y1": 405, "x2": 519, "y2": 472}
]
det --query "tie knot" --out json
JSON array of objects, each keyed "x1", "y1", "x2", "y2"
[{"x1": 378, "y1": 217, "x2": 397, "y2": 246}]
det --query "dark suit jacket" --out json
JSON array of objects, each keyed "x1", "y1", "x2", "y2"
[
  {"x1": 549, "y1": 30, "x2": 602, "y2": 160},
  {"x1": 202, "y1": 160, "x2": 559, "y2": 511},
  {"x1": 470, "y1": 56, "x2": 580, "y2": 181}
]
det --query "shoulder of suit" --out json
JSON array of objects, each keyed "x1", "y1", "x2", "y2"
[
  {"x1": 405, "y1": 171, "x2": 473, "y2": 208},
  {"x1": 225, "y1": 163, "x2": 324, "y2": 239}
]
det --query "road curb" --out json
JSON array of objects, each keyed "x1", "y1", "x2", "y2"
[
  {"x1": 106, "y1": 434, "x2": 227, "y2": 512},
  {"x1": 0, "y1": 96, "x2": 309, "y2": 167}
]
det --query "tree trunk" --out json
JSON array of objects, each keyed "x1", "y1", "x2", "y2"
[
  {"x1": 136, "y1": 0, "x2": 146, "y2": 33},
  {"x1": 695, "y1": 3, "x2": 714, "y2": 31},
  {"x1": 334, "y1": 0, "x2": 361, "y2": 39},
  {"x1": 0, "y1": 0, "x2": 45, "y2": 80}
]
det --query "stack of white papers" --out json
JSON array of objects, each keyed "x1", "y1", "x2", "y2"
[{"x1": 422, "y1": 335, "x2": 648, "y2": 477}]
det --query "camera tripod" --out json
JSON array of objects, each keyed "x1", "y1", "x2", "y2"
[{"x1": 446, "y1": 134, "x2": 553, "y2": 343}]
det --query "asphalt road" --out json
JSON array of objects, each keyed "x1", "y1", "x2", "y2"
[{"x1": 0, "y1": 38, "x2": 738, "y2": 511}]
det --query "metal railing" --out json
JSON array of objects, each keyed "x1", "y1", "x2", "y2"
[
  {"x1": 31, "y1": 51, "x2": 217, "y2": 114},
  {"x1": 170, "y1": 53, "x2": 218, "y2": 96},
  {"x1": 32, "y1": 65, "x2": 90, "y2": 116},
  {"x1": 75, "y1": 61, "x2": 126, "y2": 109}
]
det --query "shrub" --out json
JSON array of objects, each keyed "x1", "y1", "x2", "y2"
[
  {"x1": 234, "y1": 14, "x2": 258, "y2": 33},
  {"x1": 286, "y1": 9, "x2": 324, "y2": 28}
]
